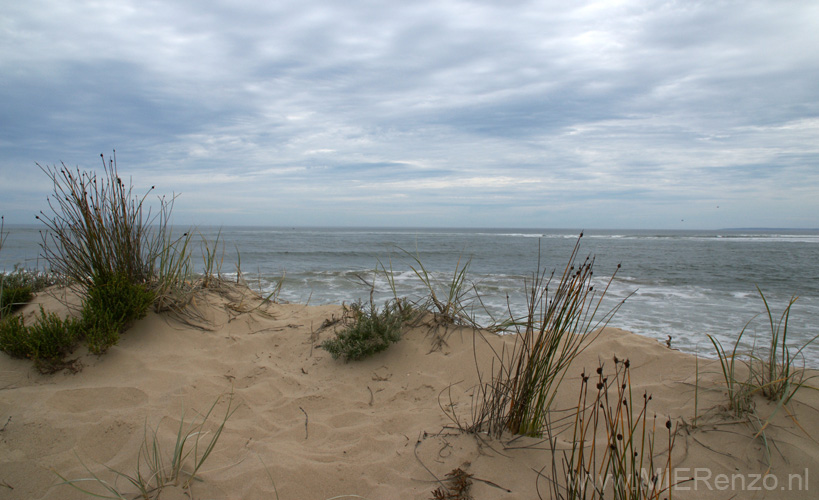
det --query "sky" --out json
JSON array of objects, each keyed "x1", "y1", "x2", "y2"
[{"x1": 1, "y1": 0, "x2": 818, "y2": 229}]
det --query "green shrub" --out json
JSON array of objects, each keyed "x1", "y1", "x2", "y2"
[
  {"x1": 1, "y1": 267, "x2": 58, "y2": 317},
  {"x1": 0, "y1": 307, "x2": 82, "y2": 372},
  {"x1": 28, "y1": 308, "x2": 83, "y2": 371},
  {"x1": 0, "y1": 273, "x2": 154, "y2": 368},
  {"x1": 82, "y1": 273, "x2": 155, "y2": 354},
  {"x1": 0, "y1": 315, "x2": 31, "y2": 358},
  {"x1": 0, "y1": 284, "x2": 32, "y2": 315},
  {"x1": 322, "y1": 300, "x2": 404, "y2": 362}
]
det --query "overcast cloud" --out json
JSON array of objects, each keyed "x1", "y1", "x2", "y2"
[{"x1": 1, "y1": 0, "x2": 818, "y2": 228}]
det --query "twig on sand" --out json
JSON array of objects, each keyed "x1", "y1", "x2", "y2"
[{"x1": 299, "y1": 406, "x2": 309, "y2": 440}]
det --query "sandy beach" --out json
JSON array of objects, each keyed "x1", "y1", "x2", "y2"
[{"x1": 1, "y1": 283, "x2": 817, "y2": 500}]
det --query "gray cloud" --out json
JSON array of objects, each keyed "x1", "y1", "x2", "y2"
[{"x1": 1, "y1": 0, "x2": 817, "y2": 228}]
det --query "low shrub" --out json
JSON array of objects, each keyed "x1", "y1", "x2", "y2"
[
  {"x1": 0, "y1": 284, "x2": 32, "y2": 315},
  {"x1": 0, "y1": 273, "x2": 155, "y2": 369},
  {"x1": 0, "y1": 307, "x2": 83, "y2": 372},
  {"x1": 27, "y1": 307, "x2": 83, "y2": 372},
  {"x1": 322, "y1": 299, "x2": 405, "y2": 362},
  {"x1": 1, "y1": 267, "x2": 59, "y2": 317},
  {"x1": 0, "y1": 315, "x2": 31, "y2": 358},
  {"x1": 82, "y1": 273, "x2": 155, "y2": 354}
]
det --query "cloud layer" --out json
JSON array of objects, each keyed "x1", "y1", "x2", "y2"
[{"x1": 2, "y1": 0, "x2": 818, "y2": 228}]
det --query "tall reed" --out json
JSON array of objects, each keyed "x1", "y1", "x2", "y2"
[
  {"x1": 470, "y1": 235, "x2": 625, "y2": 438},
  {"x1": 0, "y1": 216, "x2": 7, "y2": 319},
  {"x1": 0, "y1": 215, "x2": 7, "y2": 256},
  {"x1": 36, "y1": 152, "x2": 193, "y2": 306},
  {"x1": 545, "y1": 359, "x2": 677, "y2": 500},
  {"x1": 37, "y1": 153, "x2": 155, "y2": 288}
]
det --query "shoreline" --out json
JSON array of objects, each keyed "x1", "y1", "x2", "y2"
[
  {"x1": 3, "y1": 225, "x2": 818, "y2": 370},
  {"x1": 1, "y1": 284, "x2": 818, "y2": 499}
]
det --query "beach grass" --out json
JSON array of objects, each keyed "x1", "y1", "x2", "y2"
[
  {"x1": 702, "y1": 287, "x2": 819, "y2": 469},
  {"x1": 752, "y1": 287, "x2": 819, "y2": 404},
  {"x1": 707, "y1": 327, "x2": 755, "y2": 417},
  {"x1": 402, "y1": 249, "x2": 477, "y2": 327},
  {"x1": 57, "y1": 392, "x2": 236, "y2": 499},
  {"x1": 708, "y1": 288, "x2": 818, "y2": 417}
]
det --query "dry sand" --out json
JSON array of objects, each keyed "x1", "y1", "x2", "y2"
[{"x1": 1, "y1": 284, "x2": 817, "y2": 499}]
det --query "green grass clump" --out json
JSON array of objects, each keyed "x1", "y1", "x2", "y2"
[
  {"x1": 753, "y1": 287, "x2": 818, "y2": 403},
  {"x1": 322, "y1": 299, "x2": 406, "y2": 362},
  {"x1": 402, "y1": 250, "x2": 475, "y2": 327},
  {"x1": 36, "y1": 152, "x2": 195, "y2": 314},
  {"x1": 708, "y1": 287, "x2": 818, "y2": 417}
]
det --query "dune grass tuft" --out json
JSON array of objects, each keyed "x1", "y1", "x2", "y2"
[
  {"x1": 57, "y1": 392, "x2": 236, "y2": 499},
  {"x1": 708, "y1": 287, "x2": 818, "y2": 419},
  {"x1": 403, "y1": 249, "x2": 476, "y2": 327}
]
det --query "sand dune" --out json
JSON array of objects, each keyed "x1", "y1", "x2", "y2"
[{"x1": 1, "y1": 284, "x2": 817, "y2": 499}]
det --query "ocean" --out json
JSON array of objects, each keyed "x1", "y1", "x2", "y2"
[{"x1": 3, "y1": 225, "x2": 818, "y2": 366}]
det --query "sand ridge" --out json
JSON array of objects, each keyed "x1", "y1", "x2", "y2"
[{"x1": 1, "y1": 284, "x2": 818, "y2": 499}]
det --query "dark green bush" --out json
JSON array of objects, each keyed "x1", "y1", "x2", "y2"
[
  {"x1": 82, "y1": 273, "x2": 155, "y2": 354},
  {"x1": 322, "y1": 300, "x2": 404, "y2": 362}
]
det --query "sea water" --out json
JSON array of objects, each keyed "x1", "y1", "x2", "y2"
[{"x1": 3, "y1": 225, "x2": 818, "y2": 366}]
